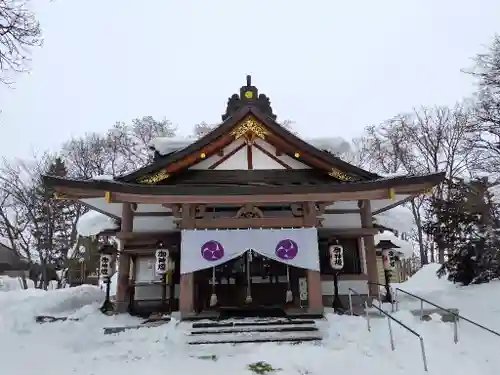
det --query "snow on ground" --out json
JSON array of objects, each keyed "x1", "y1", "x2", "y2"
[{"x1": 1, "y1": 269, "x2": 499, "y2": 375}]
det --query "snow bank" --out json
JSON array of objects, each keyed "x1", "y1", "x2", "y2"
[
  {"x1": 0, "y1": 275, "x2": 35, "y2": 291},
  {"x1": 374, "y1": 231, "x2": 414, "y2": 258},
  {"x1": 374, "y1": 205, "x2": 415, "y2": 233},
  {"x1": 393, "y1": 263, "x2": 449, "y2": 294},
  {"x1": 1, "y1": 281, "x2": 499, "y2": 375},
  {"x1": 77, "y1": 211, "x2": 119, "y2": 236}
]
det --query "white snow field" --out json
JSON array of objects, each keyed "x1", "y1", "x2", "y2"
[{"x1": 1, "y1": 266, "x2": 499, "y2": 375}]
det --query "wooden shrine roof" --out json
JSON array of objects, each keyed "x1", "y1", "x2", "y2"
[
  {"x1": 43, "y1": 172, "x2": 445, "y2": 204},
  {"x1": 118, "y1": 76, "x2": 381, "y2": 184}
]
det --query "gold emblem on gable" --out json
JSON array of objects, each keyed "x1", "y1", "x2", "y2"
[
  {"x1": 137, "y1": 169, "x2": 170, "y2": 184},
  {"x1": 230, "y1": 116, "x2": 268, "y2": 141},
  {"x1": 328, "y1": 167, "x2": 355, "y2": 181}
]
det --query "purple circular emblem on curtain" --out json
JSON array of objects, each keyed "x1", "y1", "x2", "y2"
[
  {"x1": 275, "y1": 239, "x2": 299, "y2": 260},
  {"x1": 201, "y1": 240, "x2": 225, "y2": 261}
]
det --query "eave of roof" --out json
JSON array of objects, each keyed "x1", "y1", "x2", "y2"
[{"x1": 44, "y1": 172, "x2": 445, "y2": 198}]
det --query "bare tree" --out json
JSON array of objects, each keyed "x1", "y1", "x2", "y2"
[
  {"x1": 360, "y1": 104, "x2": 480, "y2": 264},
  {"x1": 0, "y1": 0, "x2": 42, "y2": 84},
  {"x1": 62, "y1": 116, "x2": 177, "y2": 178},
  {"x1": 466, "y1": 35, "x2": 500, "y2": 176}
]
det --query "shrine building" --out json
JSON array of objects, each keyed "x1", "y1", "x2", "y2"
[{"x1": 43, "y1": 77, "x2": 444, "y2": 320}]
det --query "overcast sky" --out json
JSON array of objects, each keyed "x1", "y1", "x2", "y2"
[{"x1": 1, "y1": 0, "x2": 499, "y2": 159}]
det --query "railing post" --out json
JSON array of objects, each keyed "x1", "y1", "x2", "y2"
[
  {"x1": 348, "y1": 289, "x2": 353, "y2": 316},
  {"x1": 395, "y1": 288, "x2": 399, "y2": 311},
  {"x1": 419, "y1": 337, "x2": 429, "y2": 372},
  {"x1": 387, "y1": 316, "x2": 395, "y2": 351},
  {"x1": 377, "y1": 285, "x2": 383, "y2": 314},
  {"x1": 391, "y1": 287, "x2": 395, "y2": 313},
  {"x1": 453, "y1": 316, "x2": 459, "y2": 344},
  {"x1": 420, "y1": 299, "x2": 424, "y2": 321},
  {"x1": 364, "y1": 301, "x2": 371, "y2": 332}
]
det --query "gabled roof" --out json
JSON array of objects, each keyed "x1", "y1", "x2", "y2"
[
  {"x1": 119, "y1": 106, "x2": 379, "y2": 184},
  {"x1": 118, "y1": 77, "x2": 380, "y2": 185}
]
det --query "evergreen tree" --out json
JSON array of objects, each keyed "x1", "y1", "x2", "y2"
[
  {"x1": 424, "y1": 178, "x2": 500, "y2": 285},
  {"x1": 31, "y1": 157, "x2": 78, "y2": 288}
]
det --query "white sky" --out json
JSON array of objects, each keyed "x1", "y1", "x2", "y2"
[{"x1": 1, "y1": 0, "x2": 499, "y2": 159}]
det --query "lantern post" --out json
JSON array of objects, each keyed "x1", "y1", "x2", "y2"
[
  {"x1": 98, "y1": 243, "x2": 117, "y2": 314},
  {"x1": 329, "y1": 242, "x2": 344, "y2": 312},
  {"x1": 155, "y1": 242, "x2": 170, "y2": 313},
  {"x1": 375, "y1": 239, "x2": 399, "y2": 303}
]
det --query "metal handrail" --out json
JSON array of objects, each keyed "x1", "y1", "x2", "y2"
[
  {"x1": 395, "y1": 287, "x2": 500, "y2": 342},
  {"x1": 366, "y1": 281, "x2": 396, "y2": 312},
  {"x1": 348, "y1": 288, "x2": 428, "y2": 371}
]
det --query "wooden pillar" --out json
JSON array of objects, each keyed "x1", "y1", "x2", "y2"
[
  {"x1": 179, "y1": 204, "x2": 195, "y2": 318},
  {"x1": 303, "y1": 202, "x2": 323, "y2": 311},
  {"x1": 115, "y1": 203, "x2": 133, "y2": 313},
  {"x1": 360, "y1": 200, "x2": 378, "y2": 299},
  {"x1": 307, "y1": 269, "x2": 323, "y2": 311}
]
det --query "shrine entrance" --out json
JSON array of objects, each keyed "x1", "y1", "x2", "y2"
[{"x1": 195, "y1": 250, "x2": 305, "y2": 312}]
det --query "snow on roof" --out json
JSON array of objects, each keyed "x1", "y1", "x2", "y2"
[
  {"x1": 374, "y1": 205, "x2": 415, "y2": 234},
  {"x1": 149, "y1": 133, "x2": 357, "y2": 158},
  {"x1": 149, "y1": 136, "x2": 194, "y2": 156},
  {"x1": 90, "y1": 175, "x2": 114, "y2": 181},
  {"x1": 0, "y1": 236, "x2": 12, "y2": 248},
  {"x1": 305, "y1": 137, "x2": 352, "y2": 155},
  {"x1": 489, "y1": 183, "x2": 500, "y2": 204},
  {"x1": 374, "y1": 231, "x2": 414, "y2": 258},
  {"x1": 76, "y1": 211, "x2": 119, "y2": 237}
]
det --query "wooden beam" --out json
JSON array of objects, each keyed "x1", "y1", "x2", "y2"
[
  {"x1": 110, "y1": 189, "x2": 390, "y2": 205},
  {"x1": 208, "y1": 142, "x2": 246, "y2": 169},
  {"x1": 165, "y1": 134, "x2": 234, "y2": 173},
  {"x1": 324, "y1": 208, "x2": 360, "y2": 214},
  {"x1": 133, "y1": 211, "x2": 173, "y2": 217},
  {"x1": 187, "y1": 216, "x2": 316, "y2": 229},
  {"x1": 247, "y1": 144, "x2": 253, "y2": 169},
  {"x1": 253, "y1": 142, "x2": 292, "y2": 169}
]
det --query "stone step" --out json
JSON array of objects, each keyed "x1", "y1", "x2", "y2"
[
  {"x1": 187, "y1": 330, "x2": 323, "y2": 345},
  {"x1": 192, "y1": 319, "x2": 315, "y2": 329},
  {"x1": 190, "y1": 325, "x2": 318, "y2": 335},
  {"x1": 103, "y1": 318, "x2": 171, "y2": 335}
]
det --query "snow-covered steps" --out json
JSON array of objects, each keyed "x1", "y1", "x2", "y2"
[{"x1": 187, "y1": 318, "x2": 323, "y2": 345}]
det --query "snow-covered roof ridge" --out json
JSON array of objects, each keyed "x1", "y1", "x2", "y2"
[
  {"x1": 149, "y1": 136, "x2": 194, "y2": 156},
  {"x1": 373, "y1": 205, "x2": 415, "y2": 234},
  {"x1": 76, "y1": 211, "x2": 119, "y2": 237},
  {"x1": 90, "y1": 175, "x2": 114, "y2": 181},
  {"x1": 374, "y1": 231, "x2": 414, "y2": 258}
]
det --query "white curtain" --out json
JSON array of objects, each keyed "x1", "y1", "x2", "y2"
[{"x1": 180, "y1": 228, "x2": 319, "y2": 274}]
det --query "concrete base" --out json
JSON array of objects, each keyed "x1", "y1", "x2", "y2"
[{"x1": 409, "y1": 308, "x2": 459, "y2": 322}]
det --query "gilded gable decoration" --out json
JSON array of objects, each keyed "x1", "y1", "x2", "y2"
[
  {"x1": 230, "y1": 116, "x2": 268, "y2": 142},
  {"x1": 137, "y1": 169, "x2": 170, "y2": 184},
  {"x1": 328, "y1": 167, "x2": 355, "y2": 181}
]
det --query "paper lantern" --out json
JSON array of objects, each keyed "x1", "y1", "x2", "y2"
[
  {"x1": 382, "y1": 249, "x2": 396, "y2": 271},
  {"x1": 155, "y1": 248, "x2": 170, "y2": 275},
  {"x1": 99, "y1": 254, "x2": 112, "y2": 279},
  {"x1": 329, "y1": 244, "x2": 344, "y2": 270}
]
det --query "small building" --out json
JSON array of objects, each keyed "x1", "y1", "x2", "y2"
[
  {"x1": 43, "y1": 77, "x2": 444, "y2": 319},
  {"x1": 0, "y1": 242, "x2": 29, "y2": 276}
]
